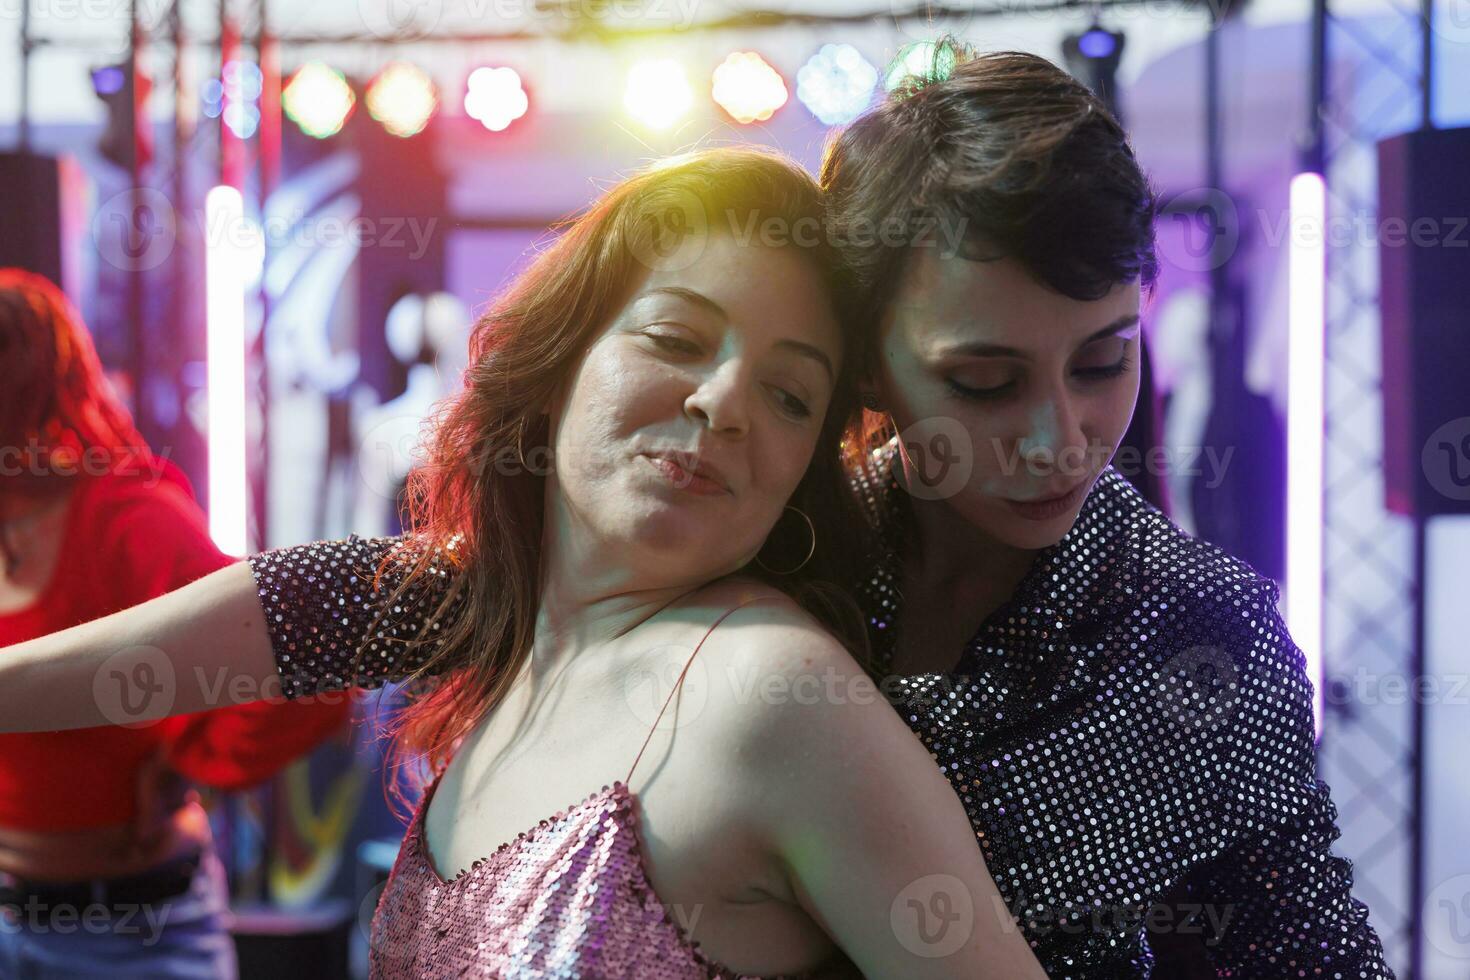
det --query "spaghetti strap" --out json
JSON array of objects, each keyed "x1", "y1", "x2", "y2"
[{"x1": 625, "y1": 593, "x2": 782, "y2": 786}]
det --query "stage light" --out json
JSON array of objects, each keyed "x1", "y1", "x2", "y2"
[
  {"x1": 883, "y1": 40, "x2": 957, "y2": 93},
  {"x1": 91, "y1": 65, "x2": 125, "y2": 96},
  {"x1": 797, "y1": 44, "x2": 877, "y2": 125},
  {"x1": 92, "y1": 61, "x2": 153, "y2": 170},
  {"x1": 224, "y1": 60, "x2": 262, "y2": 101},
  {"x1": 222, "y1": 60, "x2": 262, "y2": 139},
  {"x1": 1078, "y1": 27, "x2": 1118, "y2": 59},
  {"x1": 1062, "y1": 25, "x2": 1126, "y2": 121},
  {"x1": 205, "y1": 185, "x2": 249, "y2": 557},
  {"x1": 464, "y1": 66, "x2": 528, "y2": 133},
  {"x1": 1287, "y1": 171, "x2": 1326, "y2": 738},
  {"x1": 711, "y1": 51, "x2": 787, "y2": 124},
  {"x1": 201, "y1": 77, "x2": 224, "y2": 118},
  {"x1": 623, "y1": 59, "x2": 692, "y2": 130},
  {"x1": 367, "y1": 62, "x2": 438, "y2": 138},
  {"x1": 283, "y1": 62, "x2": 356, "y2": 139},
  {"x1": 223, "y1": 103, "x2": 260, "y2": 139}
]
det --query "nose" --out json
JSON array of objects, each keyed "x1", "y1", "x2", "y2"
[
  {"x1": 684, "y1": 359, "x2": 751, "y2": 437},
  {"x1": 1016, "y1": 394, "x2": 1090, "y2": 479}
]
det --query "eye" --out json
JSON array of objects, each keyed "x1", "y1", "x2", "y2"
[
  {"x1": 1073, "y1": 338, "x2": 1132, "y2": 380},
  {"x1": 1073, "y1": 351, "x2": 1132, "y2": 381},
  {"x1": 946, "y1": 379, "x2": 1015, "y2": 401},
  {"x1": 644, "y1": 331, "x2": 701, "y2": 356},
  {"x1": 943, "y1": 361, "x2": 1016, "y2": 401},
  {"x1": 768, "y1": 385, "x2": 812, "y2": 420}
]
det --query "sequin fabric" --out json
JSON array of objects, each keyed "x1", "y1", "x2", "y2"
[
  {"x1": 369, "y1": 776, "x2": 782, "y2": 979},
  {"x1": 251, "y1": 544, "x2": 831, "y2": 980},
  {"x1": 249, "y1": 535, "x2": 459, "y2": 700},
  {"x1": 249, "y1": 440, "x2": 1393, "y2": 979},
  {"x1": 848, "y1": 439, "x2": 1392, "y2": 978}
]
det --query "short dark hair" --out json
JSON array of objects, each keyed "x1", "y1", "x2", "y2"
[{"x1": 820, "y1": 39, "x2": 1159, "y2": 328}]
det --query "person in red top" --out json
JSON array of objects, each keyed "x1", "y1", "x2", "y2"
[{"x1": 0, "y1": 268, "x2": 352, "y2": 979}]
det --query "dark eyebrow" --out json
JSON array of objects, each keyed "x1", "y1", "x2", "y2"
[
  {"x1": 643, "y1": 286, "x2": 835, "y2": 382},
  {"x1": 937, "y1": 314, "x2": 1141, "y2": 360},
  {"x1": 643, "y1": 286, "x2": 727, "y2": 320},
  {"x1": 775, "y1": 339, "x2": 835, "y2": 382}
]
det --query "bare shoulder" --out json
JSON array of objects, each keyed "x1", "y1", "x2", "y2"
[
  {"x1": 678, "y1": 576, "x2": 911, "y2": 773},
  {"x1": 682, "y1": 576, "x2": 867, "y2": 689}
]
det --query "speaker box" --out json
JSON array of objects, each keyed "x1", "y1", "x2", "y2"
[
  {"x1": 1378, "y1": 126, "x2": 1470, "y2": 517},
  {"x1": 0, "y1": 151, "x2": 87, "y2": 301}
]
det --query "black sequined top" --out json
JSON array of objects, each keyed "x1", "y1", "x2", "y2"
[{"x1": 248, "y1": 441, "x2": 1392, "y2": 979}]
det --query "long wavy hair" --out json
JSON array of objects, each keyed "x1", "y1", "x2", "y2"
[
  {"x1": 355, "y1": 148, "x2": 876, "y2": 817},
  {"x1": 0, "y1": 268, "x2": 151, "y2": 576}
]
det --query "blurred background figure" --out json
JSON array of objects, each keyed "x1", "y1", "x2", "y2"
[
  {"x1": 0, "y1": 268, "x2": 351, "y2": 979},
  {"x1": 350, "y1": 289, "x2": 471, "y2": 537}
]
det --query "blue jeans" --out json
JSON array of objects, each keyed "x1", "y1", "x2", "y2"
[{"x1": 0, "y1": 845, "x2": 238, "y2": 979}]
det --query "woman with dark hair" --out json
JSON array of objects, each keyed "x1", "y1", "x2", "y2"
[
  {"x1": 0, "y1": 268, "x2": 352, "y2": 978},
  {"x1": 1, "y1": 151, "x2": 1048, "y2": 978},
  {"x1": 825, "y1": 43, "x2": 1388, "y2": 977}
]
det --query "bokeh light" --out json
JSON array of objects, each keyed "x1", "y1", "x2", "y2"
[
  {"x1": 201, "y1": 77, "x2": 224, "y2": 118},
  {"x1": 796, "y1": 44, "x2": 877, "y2": 125},
  {"x1": 283, "y1": 62, "x2": 356, "y2": 139},
  {"x1": 222, "y1": 60, "x2": 262, "y2": 139},
  {"x1": 1079, "y1": 27, "x2": 1120, "y2": 59},
  {"x1": 623, "y1": 59, "x2": 693, "y2": 130},
  {"x1": 711, "y1": 51, "x2": 788, "y2": 124},
  {"x1": 367, "y1": 62, "x2": 438, "y2": 137},
  {"x1": 464, "y1": 66, "x2": 529, "y2": 133}
]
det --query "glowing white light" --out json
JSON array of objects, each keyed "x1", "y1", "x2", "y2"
[
  {"x1": 464, "y1": 67, "x2": 528, "y2": 133},
  {"x1": 205, "y1": 185, "x2": 249, "y2": 557},
  {"x1": 797, "y1": 44, "x2": 878, "y2": 125},
  {"x1": 624, "y1": 59, "x2": 693, "y2": 130},
  {"x1": 711, "y1": 51, "x2": 788, "y2": 124},
  {"x1": 1287, "y1": 171, "x2": 1326, "y2": 737}
]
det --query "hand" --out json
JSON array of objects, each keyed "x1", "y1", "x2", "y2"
[{"x1": 125, "y1": 745, "x2": 195, "y2": 863}]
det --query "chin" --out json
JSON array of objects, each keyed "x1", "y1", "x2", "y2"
[
  {"x1": 965, "y1": 499, "x2": 1081, "y2": 553},
  {"x1": 625, "y1": 509, "x2": 741, "y2": 564},
  {"x1": 999, "y1": 518, "x2": 1076, "y2": 552}
]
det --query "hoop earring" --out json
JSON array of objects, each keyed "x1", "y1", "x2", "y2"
[{"x1": 755, "y1": 505, "x2": 816, "y2": 576}]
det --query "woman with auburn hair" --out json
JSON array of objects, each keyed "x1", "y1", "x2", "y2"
[
  {"x1": 0, "y1": 268, "x2": 352, "y2": 978},
  {"x1": 0, "y1": 151, "x2": 1048, "y2": 978}
]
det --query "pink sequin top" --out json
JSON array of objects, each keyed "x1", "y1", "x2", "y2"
[{"x1": 367, "y1": 596, "x2": 842, "y2": 979}]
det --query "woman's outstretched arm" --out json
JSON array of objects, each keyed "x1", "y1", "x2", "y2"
[
  {"x1": 2, "y1": 560, "x2": 275, "y2": 732},
  {"x1": 2, "y1": 533, "x2": 459, "y2": 734}
]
